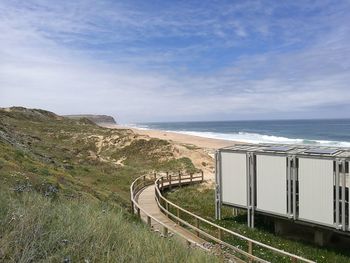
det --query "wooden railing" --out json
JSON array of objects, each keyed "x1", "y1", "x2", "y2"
[
  {"x1": 130, "y1": 173, "x2": 209, "y2": 251},
  {"x1": 131, "y1": 172, "x2": 315, "y2": 263}
]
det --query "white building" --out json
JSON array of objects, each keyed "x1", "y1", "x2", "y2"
[{"x1": 215, "y1": 144, "x2": 350, "y2": 236}]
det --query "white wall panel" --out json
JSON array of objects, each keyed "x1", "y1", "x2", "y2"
[
  {"x1": 299, "y1": 158, "x2": 334, "y2": 225},
  {"x1": 221, "y1": 152, "x2": 247, "y2": 207},
  {"x1": 256, "y1": 155, "x2": 287, "y2": 216}
]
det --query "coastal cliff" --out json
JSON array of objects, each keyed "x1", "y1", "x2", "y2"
[{"x1": 64, "y1": 114, "x2": 117, "y2": 124}]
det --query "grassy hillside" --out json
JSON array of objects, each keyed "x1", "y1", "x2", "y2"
[
  {"x1": 0, "y1": 107, "x2": 215, "y2": 262},
  {"x1": 0, "y1": 107, "x2": 197, "y2": 204}
]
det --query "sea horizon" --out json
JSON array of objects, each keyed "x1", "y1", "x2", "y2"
[{"x1": 131, "y1": 118, "x2": 350, "y2": 147}]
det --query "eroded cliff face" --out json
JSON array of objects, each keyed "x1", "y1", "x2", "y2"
[{"x1": 64, "y1": 114, "x2": 117, "y2": 124}]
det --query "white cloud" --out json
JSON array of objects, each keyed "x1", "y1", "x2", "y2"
[{"x1": 1, "y1": 0, "x2": 350, "y2": 122}]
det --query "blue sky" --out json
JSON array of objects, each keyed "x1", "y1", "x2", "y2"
[{"x1": 1, "y1": 0, "x2": 350, "y2": 122}]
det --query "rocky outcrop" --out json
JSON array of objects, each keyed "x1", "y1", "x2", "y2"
[
  {"x1": 64, "y1": 114, "x2": 117, "y2": 124},
  {"x1": 0, "y1": 107, "x2": 117, "y2": 125}
]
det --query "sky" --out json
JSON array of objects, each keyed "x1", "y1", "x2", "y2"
[{"x1": 1, "y1": 0, "x2": 350, "y2": 123}]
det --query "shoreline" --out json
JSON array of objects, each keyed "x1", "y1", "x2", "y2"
[
  {"x1": 101, "y1": 124, "x2": 239, "y2": 151},
  {"x1": 99, "y1": 122, "x2": 350, "y2": 148},
  {"x1": 100, "y1": 123, "x2": 241, "y2": 180}
]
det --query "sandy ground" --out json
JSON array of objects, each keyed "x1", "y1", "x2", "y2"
[
  {"x1": 102, "y1": 124, "x2": 237, "y2": 150},
  {"x1": 101, "y1": 124, "x2": 241, "y2": 181}
]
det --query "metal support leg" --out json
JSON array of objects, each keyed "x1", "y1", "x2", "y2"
[
  {"x1": 336, "y1": 161, "x2": 340, "y2": 229},
  {"x1": 247, "y1": 153, "x2": 251, "y2": 228},
  {"x1": 215, "y1": 151, "x2": 222, "y2": 220},
  {"x1": 250, "y1": 153, "x2": 255, "y2": 229},
  {"x1": 292, "y1": 156, "x2": 297, "y2": 220},
  {"x1": 215, "y1": 184, "x2": 221, "y2": 220},
  {"x1": 342, "y1": 160, "x2": 346, "y2": 231},
  {"x1": 287, "y1": 157, "x2": 291, "y2": 217}
]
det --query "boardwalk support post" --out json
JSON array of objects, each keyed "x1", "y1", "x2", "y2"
[
  {"x1": 195, "y1": 218, "x2": 199, "y2": 237},
  {"x1": 248, "y1": 240, "x2": 253, "y2": 262},
  {"x1": 162, "y1": 226, "x2": 168, "y2": 237},
  {"x1": 137, "y1": 207, "x2": 140, "y2": 218}
]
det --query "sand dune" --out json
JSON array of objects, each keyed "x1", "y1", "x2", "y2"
[
  {"x1": 102, "y1": 124, "x2": 237, "y2": 150},
  {"x1": 101, "y1": 124, "x2": 241, "y2": 181}
]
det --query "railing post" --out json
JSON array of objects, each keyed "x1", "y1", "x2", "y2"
[
  {"x1": 131, "y1": 201, "x2": 134, "y2": 214},
  {"x1": 195, "y1": 218, "x2": 199, "y2": 236},
  {"x1": 177, "y1": 207, "x2": 180, "y2": 225},
  {"x1": 137, "y1": 207, "x2": 140, "y2": 218},
  {"x1": 190, "y1": 173, "x2": 193, "y2": 184},
  {"x1": 218, "y1": 227, "x2": 222, "y2": 240},
  {"x1": 169, "y1": 174, "x2": 172, "y2": 190},
  {"x1": 179, "y1": 171, "x2": 182, "y2": 187},
  {"x1": 147, "y1": 216, "x2": 152, "y2": 227},
  {"x1": 161, "y1": 177, "x2": 164, "y2": 190},
  {"x1": 166, "y1": 202, "x2": 169, "y2": 218},
  {"x1": 143, "y1": 175, "x2": 146, "y2": 185},
  {"x1": 247, "y1": 240, "x2": 253, "y2": 262},
  {"x1": 166, "y1": 171, "x2": 169, "y2": 180},
  {"x1": 201, "y1": 170, "x2": 204, "y2": 182},
  {"x1": 154, "y1": 172, "x2": 156, "y2": 181},
  {"x1": 162, "y1": 226, "x2": 168, "y2": 237}
]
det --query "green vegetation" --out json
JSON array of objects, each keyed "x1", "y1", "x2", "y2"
[
  {"x1": 166, "y1": 185, "x2": 350, "y2": 263},
  {"x1": 0, "y1": 107, "x2": 213, "y2": 262},
  {"x1": 0, "y1": 107, "x2": 197, "y2": 205},
  {"x1": 182, "y1": 144, "x2": 201, "y2": 151},
  {"x1": 111, "y1": 138, "x2": 198, "y2": 174},
  {"x1": 0, "y1": 190, "x2": 218, "y2": 263}
]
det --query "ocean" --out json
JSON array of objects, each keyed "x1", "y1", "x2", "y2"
[{"x1": 134, "y1": 119, "x2": 350, "y2": 147}]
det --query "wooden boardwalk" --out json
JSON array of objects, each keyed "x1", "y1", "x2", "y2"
[
  {"x1": 131, "y1": 174, "x2": 313, "y2": 263},
  {"x1": 136, "y1": 184, "x2": 207, "y2": 245}
]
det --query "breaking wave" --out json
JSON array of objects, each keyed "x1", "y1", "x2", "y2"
[
  {"x1": 129, "y1": 123, "x2": 350, "y2": 147},
  {"x1": 177, "y1": 131, "x2": 350, "y2": 147}
]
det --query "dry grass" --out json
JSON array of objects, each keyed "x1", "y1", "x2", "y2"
[{"x1": 0, "y1": 190, "x2": 220, "y2": 263}]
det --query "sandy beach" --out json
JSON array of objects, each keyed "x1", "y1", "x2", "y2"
[
  {"x1": 102, "y1": 124, "x2": 237, "y2": 150},
  {"x1": 101, "y1": 124, "x2": 241, "y2": 180}
]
